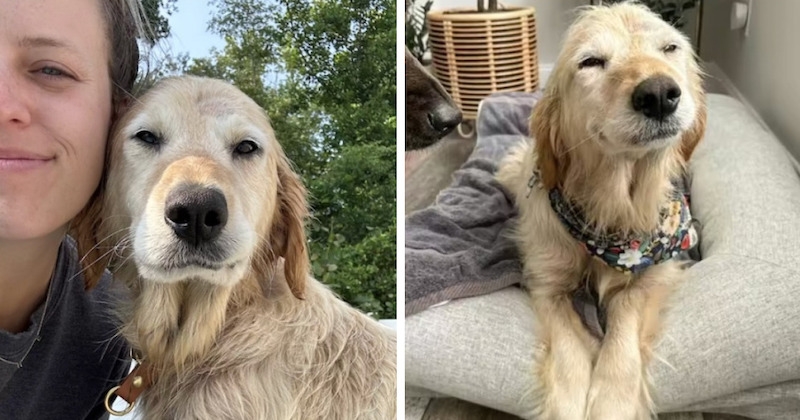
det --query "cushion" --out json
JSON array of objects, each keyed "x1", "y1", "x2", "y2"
[{"x1": 405, "y1": 93, "x2": 800, "y2": 418}]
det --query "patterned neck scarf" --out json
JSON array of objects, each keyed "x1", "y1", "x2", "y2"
[{"x1": 527, "y1": 171, "x2": 697, "y2": 274}]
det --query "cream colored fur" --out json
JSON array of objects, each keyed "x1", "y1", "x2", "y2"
[
  {"x1": 78, "y1": 76, "x2": 396, "y2": 420},
  {"x1": 496, "y1": 3, "x2": 705, "y2": 419}
]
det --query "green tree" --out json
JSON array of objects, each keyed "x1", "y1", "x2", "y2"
[
  {"x1": 181, "y1": 0, "x2": 396, "y2": 318},
  {"x1": 141, "y1": 0, "x2": 178, "y2": 43}
]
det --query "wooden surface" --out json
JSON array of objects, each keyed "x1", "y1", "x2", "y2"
[{"x1": 406, "y1": 397, "x2": 754, "y2": 420}]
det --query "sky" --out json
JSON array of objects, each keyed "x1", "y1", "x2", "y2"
[
  {"x1": 157, "y1": 0, "x2": 286, "y2": 86},
  {"x1": 165, "y1": 0, "x2": 225, "y2": 59}
]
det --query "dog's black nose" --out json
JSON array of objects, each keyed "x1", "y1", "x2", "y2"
[
  {"x1": 165, "y1": 185, "x2": 228, "y2": 247},
  {"x1": 427, "y1": 105, "x2": 462, "y2": 135},
  {"x1": 632, "y1": 75, "x2": 681, "y2": 120}
]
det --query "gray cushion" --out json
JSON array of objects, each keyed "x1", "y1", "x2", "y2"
[{"x1": 405, "y1": 94, "x2": 800, "y2": 419}]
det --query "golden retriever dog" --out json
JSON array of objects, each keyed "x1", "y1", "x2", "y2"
[
  {"x1": 73, "y1": 76, "x2": 396, "y2": 420},
  {"x1": 496, "y1": 3, "x2": 705, "y2": 419}
]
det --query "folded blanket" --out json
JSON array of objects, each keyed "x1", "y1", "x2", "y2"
[{"x1": 405, "y1": 92, "x2": 541, "y2": 316}]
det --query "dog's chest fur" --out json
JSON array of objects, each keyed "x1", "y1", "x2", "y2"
[{"x1": 132, "y1": 281, "x2": 396, "y2": 420}]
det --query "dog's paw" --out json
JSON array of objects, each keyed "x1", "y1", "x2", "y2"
[
  {"x1": 585, "y1": 376, "x2": 651, "y2": 420},
  {"x1": 538, "y1": 402, "x2": 587, "y2": 420},
  {"x1": 534, "y1": 360, "x2": 590, "y2": 420}
]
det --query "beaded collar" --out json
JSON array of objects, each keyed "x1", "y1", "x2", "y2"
[{"x1": 526, "y1": 170, "x2": 697, "y2": 274}]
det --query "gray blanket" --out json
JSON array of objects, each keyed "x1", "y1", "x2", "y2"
[{"x1": 405, "y1": 92, "x2": 541, "y2": 316}]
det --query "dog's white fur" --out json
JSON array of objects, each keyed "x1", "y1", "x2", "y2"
[
  {"x1": 496, "y1": 4, "x2": 705, "y2": 419},
  {"x1": 74, "y1": 76, "x2": 396, "y2": 420}
]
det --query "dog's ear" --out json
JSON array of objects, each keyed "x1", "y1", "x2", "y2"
[
  {"x1": 532, "y1": 91, "x2": 568, "y2": 190},
  {"x1": 268, "y1": 157, "x2": 309, "y2": 300},
  {"x1": 680, "y1": 91, "x2": 707, "y2": 162},
  {"x1": 70, "y1": 188, "x2": 109, "y2": 290}
]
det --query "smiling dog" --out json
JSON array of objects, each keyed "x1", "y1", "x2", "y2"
[
  {"x1": 497, "y1": 4, "x2": 705, "y2": 418},
  {"x1": 74, "y1": 76, "x2": 396, "y2": 420}
]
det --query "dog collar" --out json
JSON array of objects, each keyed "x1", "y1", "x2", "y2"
[{"x1": 526, "y1": 170, "x2": 697, "y2": 274}]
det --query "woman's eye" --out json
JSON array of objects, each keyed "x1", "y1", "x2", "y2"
[
  {"x1": 133, "y1": 130, "x2": 160, "y2": 147},
  {"x1": 41, "y1": 67, "x2": 64, "y2": 77},
  {"x1": 234, "y1": 140, "x2": 259, "y2": 156},
  {"x1": 35, "y1": 65, "x2": 72, "y2": 79},
  {"x1": 579, "y1": 57, "x2": 606, "y2": 69},
  {"x1": 663, "y1": 44, "x2": 679, "y2": 53}
]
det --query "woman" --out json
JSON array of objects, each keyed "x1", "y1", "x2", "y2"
[{"x1": 0, "y1": 0, "x2": 144, "y2": 418}]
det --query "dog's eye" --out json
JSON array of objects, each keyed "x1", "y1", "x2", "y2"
[
  {"x1": 578, "y1": 57, "x2": 606, "y2": 69},
  {"x1": 133, "y1": 130, "x2": 160, "y2": 146},
  {"x1": 663, "y1": 44, "x2": 679, "y2": 53},
  {"x1": 234, "y1": 140, "x2": 259, "y2": 156}
]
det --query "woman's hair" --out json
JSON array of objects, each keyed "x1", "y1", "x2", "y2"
[
  {"x1": 70, "y1": 0, "x2": 150, "y2": 288},
  {"x1": 99, "y1": 0, "x2": 148, "y2": 113}
]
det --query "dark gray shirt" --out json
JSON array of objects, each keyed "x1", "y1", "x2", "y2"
[{"x1": 0, "y1": 237, "x2": 130, "y2": 420}]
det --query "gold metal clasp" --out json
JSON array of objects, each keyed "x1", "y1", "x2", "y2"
[{"x1": 104, "y1": 385, "x2": 135, "y2": 416}]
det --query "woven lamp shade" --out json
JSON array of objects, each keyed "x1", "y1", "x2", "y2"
[{"x1": 427, "y1": 7, "x2": 539, "y2": 121}]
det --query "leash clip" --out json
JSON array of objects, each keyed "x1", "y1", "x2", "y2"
[{"x1": 105, "y1": 349, "x2": 151, "y2": 416}]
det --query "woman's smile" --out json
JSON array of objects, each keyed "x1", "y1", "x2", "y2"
[{"x1": 0, "y1": 148, "x2": 54, "y2": 171}]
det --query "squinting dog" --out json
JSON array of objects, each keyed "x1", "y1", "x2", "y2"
[
  {"x1": 405, "y1": 46, "x2": 462, "y2": 150},
  {"x1": 73, "y1": 76, "x2": 396, "y2": 420},
  {"x1": 497, "y1": 3, "x2": 705, "y2": 419}
]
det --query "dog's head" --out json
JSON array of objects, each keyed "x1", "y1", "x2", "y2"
[
  {"x1": 533, "y1": 2, "x2": 706, "y2": 189},
  {"x1": 405, "y1": 46, "x2": 463, "y2": 150},
  {"x1": 77, "y1": 76, "x2": 308, "y2": 298}
]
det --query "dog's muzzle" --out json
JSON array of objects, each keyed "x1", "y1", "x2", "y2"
[{"x1": 164, "y1": 184, "x2": 228, "y2": 247}]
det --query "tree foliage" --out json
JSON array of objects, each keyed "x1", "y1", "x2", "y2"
[
  {"x1": 140, "y1": 0, "x2": 178, "y2": 43},
  {"x1": 174, "y1": 0, "x2": 396, "y2": 318}
]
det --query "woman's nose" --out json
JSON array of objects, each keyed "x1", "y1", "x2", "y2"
[{"x1": 0, "y1": 70, "x2": 32, "y2": 127}]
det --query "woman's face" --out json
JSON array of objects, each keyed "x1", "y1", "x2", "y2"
[{"x1": 0, "y1": 0, "x2": 112, "y2": 242}]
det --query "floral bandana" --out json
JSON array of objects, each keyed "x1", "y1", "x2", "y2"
[{"x1": 526, "y1": 170, "x2": 698, "y2": 274}]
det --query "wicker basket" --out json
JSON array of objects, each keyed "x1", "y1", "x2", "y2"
[{"x1": 427, "y1": 7, "x2": 539, "y2": 125}]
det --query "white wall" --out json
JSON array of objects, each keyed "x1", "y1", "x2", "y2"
[
  {"x1": 700, "y1": 0, "x2": 800, "y2": 161},
  {"x1": 430, "y1": 0, "x2": 587, "y2": 65}
]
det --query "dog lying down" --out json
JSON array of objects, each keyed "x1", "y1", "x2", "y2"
[
  {"x1": 74, "y1": 76, "x2": 396, "y2": 420},
  {"x1": 497, "y1": 3, "x2": 705, "y2": 419}
]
